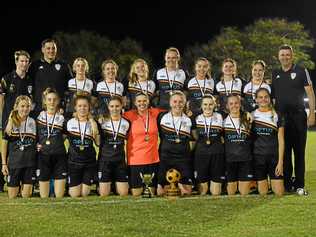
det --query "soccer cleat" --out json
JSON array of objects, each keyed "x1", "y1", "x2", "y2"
[{"x1": 296, "y1": 188, "x2": 308, "y2": 196}]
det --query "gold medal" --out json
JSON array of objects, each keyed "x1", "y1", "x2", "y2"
[
  {"x1": 45, "y1": 140, "x2": 51, "y2": 145},
  {"x1": 175, "y1": 138, "x2": 181, "y2": 143},
  {"x1": 144, "y1": 134, "x2": 150, "y2": 142},
  {"x1": 206, "y1": 139, "x2": 211, "y2": 145},
  {"x1": 79, "y1": 145, "x2": 85, "y2": 151}
]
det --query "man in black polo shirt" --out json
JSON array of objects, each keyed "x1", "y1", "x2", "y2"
[
  {"x1": 0, "y1": 50, "x2": 33, "y2": 192},
  {"x1": 29, "y1": 38, "x2": 72, "y2": 117},
  {"x1": 272, "y1": 44, "x2": 315, "y2": 195}
]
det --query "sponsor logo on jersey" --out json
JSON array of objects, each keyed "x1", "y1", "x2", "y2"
[{"x1": 291, "y1": 73, "x2": 296, "y2": 80}]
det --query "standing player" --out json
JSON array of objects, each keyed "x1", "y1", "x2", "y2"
[
  {"x1": 65, "y1": 57, "x2": 95, "y2": 119},
  {"x1": 98, "y1": 96, "x2": 130, "y2": 196},
  {"x1": 252, "y1": 88, "x2": 284, "y2": 196},
  {"x1": 153, "y1": 47, "x2": 188, "y2": 109},
  {"x1": 96, "y1": 59, "x2": 125, "y2": 115},
  {"x1": 157, "y1": 91, "x2": 193, "y2": 195},
  {"x1": 66, "y1": 95, "x2": 99, "y2": 197},
  {"x1": 192, "y1": 95, "x2": 225, "y2": 195},
  {"x1": 272, "y1": 44, "x2": 315, "y2": 195},
  {"x1": 243, "y1": 60, "x2": 271, "y2": 112},
  {"x1": 0, "y1": 50, "x2": 33, "y2": 191},
  {"x1": 125, "y1": 58, "x2": 156, "y2": 110},
  {"x1": 1, "y1": 96, "x2": 36, "y2": 198},
  {"x1": 224, "y1": 95, "x2": 253, "y2": 195},
  {"x1": 36, "y1": 88, "x2": 67, "y2": 198},
  {"x1": 215, "y1": 58, "x2": 243, "y2": 115},
  {"x1": 186, "y1": 58, "x2": 214, "y2": 117}
]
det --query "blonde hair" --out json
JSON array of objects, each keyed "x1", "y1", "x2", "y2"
[
  {"x1": 42, "y1": 87, "x2": 60, "y2": 110},
  {"x1": 7, "y1": 95, "x2": 32, "y2": 130},
  {"x1": 73, "y1": 57, "x2": 89, "y2": 74},
  {"x1": 128, "y1": 58, "x2": 149, "y2": 84},
  {"x1": 169, "y1": 90, "x2": 187, "y2": 105},
  {"x1": 165, "y1": 47, "x2": 181, "y2": 68},
  {"x1": 201, "y1": 94, "x2": 217, "y2": 108},
  {"x1": 221, "y1": 58, "x2": 237, "y2": 82},
  {"x1": 101, "y1": 59, "x2": 119, "y2": 79},
  {"x1": 252, "y1": 59, "x2": 266, "y2": 70},
  {"x1": 195, "y1": 57, "x2": 212, "y2": 79},
  {"x1": 14, "y1": 50, "x2": 30, "y2": 63}
]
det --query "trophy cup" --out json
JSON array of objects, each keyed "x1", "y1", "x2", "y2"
[
  {"x1": 140, "y1": 173, "x2": 155, "y2": 198},
  {"x1": 165, "y1": 168, "x2": 181, "y2": 198}
]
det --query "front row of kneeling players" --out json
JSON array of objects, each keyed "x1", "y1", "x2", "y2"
[{"x1": 1, "y1": 88, "x2": 284, "y2": 198}]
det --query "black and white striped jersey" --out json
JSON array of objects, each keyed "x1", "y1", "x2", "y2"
[
  {"x1": 99, "y1": 117, "x2": 130, "y2": 162},
  {"x1": 223, "y1": 115, "x2": 252, "y2": 162},
  {"x1": 215, "y1": 78, "x2": 244, "y2": 113},
  {"x1": 194, "y1": 112, "x2": 224, "y2": 154},
  {"x1": 96, "y1": 80, "x2": 125, "y2": 114},
  {"x1": 66, "y1": 118, "x2": 97, "y2": 165},
  {"x1": 154, "y1": 68, "x2": 187, "y2": 109},
  {"x1": 3, "y1": 117, "x2": 37, "y2": 169},
  {"x1": 251, "y1": 109, "x2": 284, "y2": 156},
  {"x1": 157, "y1": 111, "x2": 192, "y2": 160},
  {"x1": 37, "y1": 111, "x2": 66, "y2": 155},
  {"x1": 243, "y1": 82, "x2": 271, "y2": 112},
  {"x1": 186, "y1": 77, "x2": 214, "y2": 115}
]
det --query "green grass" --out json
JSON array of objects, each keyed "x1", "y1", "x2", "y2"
[{"x1": 0, "y1": 132, "x2": 316, "y2": 237}]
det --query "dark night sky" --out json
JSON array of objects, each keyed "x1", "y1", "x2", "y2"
[{"x1": 1, "y1": 0, "x2": 316, "y2": 75}]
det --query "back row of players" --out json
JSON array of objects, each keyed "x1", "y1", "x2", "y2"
[{"x1": 0, "y1": 41, "x2": 303, "y2": 198}]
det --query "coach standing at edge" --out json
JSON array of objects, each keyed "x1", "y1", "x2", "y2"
[{"x1": 272, "y1": 44, "x2": 315, "y2": 195}]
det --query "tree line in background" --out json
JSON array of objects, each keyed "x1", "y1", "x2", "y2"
[{"x1": 32, "y1": 18, "x2": 315, "y2": 81}]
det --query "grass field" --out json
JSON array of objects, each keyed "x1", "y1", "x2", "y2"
[{"x1": 0, "y1": 133, "x2": 315, "y2": 237}]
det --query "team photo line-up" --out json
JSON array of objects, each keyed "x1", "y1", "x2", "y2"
[{"x1": 0, "y1": 38, "x2": 315, "y2": 198}]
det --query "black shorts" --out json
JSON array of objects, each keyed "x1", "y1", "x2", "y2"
[
  {"x1": 194, "y1": 153, "x2": 225, "y2": 183},
  {"x1": 7, "y1": 167, "x2": 36, "y2": 187},
  {"x1": 129, "y1": 163, "x2": 159, "y2": 189},
  {"x1": 98, "y1": 160, "x2": 128, "y2": 183},
  {"x1": 158, "y1": 159, "x2": 193, "y2": 186},
  {"x1": 226, "y1": 160, "x2": 253, "y2": 182},
  {"x1": 253, "y1": 155, "x2": 283, "y2": 181},
  {"x1": 68, "y1": 162, "x2": 96, "y2": 187},
  {"x1": 37, "y1": 154, "x2": 67, "y2": 181}
]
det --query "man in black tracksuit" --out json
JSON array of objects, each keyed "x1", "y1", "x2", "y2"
[
  {"x1": 272, "y1": 44, "x2": 315, "y2": 195},
  {"x1": 28, "y1": 38, "x2": 72, "y2": 118}
]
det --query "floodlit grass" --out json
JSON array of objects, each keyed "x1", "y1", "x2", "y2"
[{"x1": 0, "y1": 132, "x2": 315, "y2": 237}]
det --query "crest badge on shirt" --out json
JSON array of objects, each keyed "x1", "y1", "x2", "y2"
[
  {"x1": 291, "y1": 73, "x2": 296, "y2": 80},
  {"x1": 9, "y1": 83, "x2": 16, "y2": 93},
  {"x1": 55, "y1": 64, "x2": 61, "y2": 71},
  {"x1": 27, "y1": 85, "x2": 33, "y2": 94}
]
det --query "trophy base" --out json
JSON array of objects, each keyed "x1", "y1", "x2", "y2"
[
  {"x1": 166, "y1": 188, "x2": 181, "y2": 198},
  {"x1": 142, "y1": 189, "x2": 153, "y2": 198}
]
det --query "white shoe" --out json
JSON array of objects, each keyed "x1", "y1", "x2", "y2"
[{"x1": 296, "y1": 188, "x2": 308, "y2": 196}]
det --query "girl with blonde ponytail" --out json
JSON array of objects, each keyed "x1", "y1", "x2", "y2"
[{"x1": 1, "y1": 95, "x2": 36, "y2": 198}]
